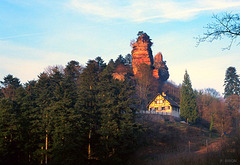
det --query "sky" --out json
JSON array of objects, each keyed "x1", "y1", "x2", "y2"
[{"x1": 0, "y1": 0, "x2": 240, "y2": 95}]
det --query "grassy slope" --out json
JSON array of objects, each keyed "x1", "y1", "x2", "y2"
[{"x1": 131, "y1": 115, "x2": 239, "y2": 165}]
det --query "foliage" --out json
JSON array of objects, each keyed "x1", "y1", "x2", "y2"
[
  {"x1": 0, "y1": 74, "x2": 21, "y2": 100},
  {"x1": 124, "y1": 54, "x2": 132, "y2": 66},
  {"x1": 196, "y1": 89, "x2": 235, "y2": 135},
  {"x1": 180, "y1": 70, "x2": 198, "y2": 124},
  {"x1": 196, "y1": 12, "x2": 240, "y2": 50},
  {"x1": 162, "y1": 81, "x2": 180, "y2": 104},
  {"x1": 225, "y1": 95, "x2": 240, "y2": 135},
  {"x1": 0, "y1": 57, "x2": 142, "y2": 164},
  {"x1": 135, "y1": 63, "x2": 158, "y2": 109},
  {"x1": 223, "y1": 66, "x2": 240, "y2": 98}
]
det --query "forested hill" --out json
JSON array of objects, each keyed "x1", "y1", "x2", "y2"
[
  {"x1": 0, "y1": 57, "x2": 144, "y2": 164},
  {"x1": 1, "y1": 55, "x2": 240, "y2": 165}
]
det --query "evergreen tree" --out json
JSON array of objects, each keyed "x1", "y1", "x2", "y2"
[
  {"x1": 0, "y1": 97, "x2": 20, "y2": 164},
  {"x1": 0, "y1": 75, "x2": 27, "y2": 164},
  {"x1": 30, "y1": 67, "x2": 85, "y2": 164},
  {"x1": 96, "y1": 65, "x2": 140, "y2": 163},
  {"x1": 0, "y1": 57, "x2": 143, "y2": 164},
  {"x1": 49, "y1": 69, "x2": 85, "y2": 165},
  {"x1": 115, "y1": 55, "x2": 126, "y2": 67},
  {"x1": 223, "y1": 66, "x2": 240, "y2": 98},
  {"x1": 124, "y1": 54, "x2": 132, "y2": 66},
  {"x1": 75, "y1": 60, "x2": 101, "y2": 160},
  {"x1": 95, "y1": 56, "x2": 107, "y2": 70},
  {"x1": 0, "y1": 74, "x2": 21, "y2": 100},
  {"x1": 180, "y1": 71, "x2": 198, "y2": 124},
  {"x1": 64, "y1": 60, "x2": 82, "y2": 83}
]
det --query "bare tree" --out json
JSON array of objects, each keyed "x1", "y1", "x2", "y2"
[
  {"x1": 44, "y1": 65, "x2": 65, "y2": 76},
  {"x1": 196, "y1": 13, "x2": 240, "y2": 50}
]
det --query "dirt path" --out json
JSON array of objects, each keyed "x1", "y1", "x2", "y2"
[{"x1": 195, "y1": 137, "x2": 225, "y2": 154}]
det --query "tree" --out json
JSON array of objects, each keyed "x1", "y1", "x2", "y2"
[
  {"x1": 108, "y1": 59, "x2": 115, "y2": 69},
  {"x1": 137, "y1": 31, "x2": 144, "y2": 37},
  {"x1": 0, "y1": 75, "x2": 32, "y2": 164},
  {"x1": 29, "y1": 67, "x2": 85, "y2": 164},
  {"x1": 223, "y1": 66, "x2": 240, "y2": 98},
  {"x1": 162, "y1": 81, "x2": 181, "y2": 104},
  {"x1": 135, "y1": 63, "x2": 158, "y2": 109},
  {"x1": 0, "y1": 74, "x2": 21, "y2": 100},
  {"x1": 124, "y1": 54, "x2": 132, "y2": 66},
  {"x1": 180, "y1": 71, "x2": 198, "y2": 124},
  {"x1": 213, "y1": 100, "x2": 232, "y2": 136},
  {"x1": 96, "y1": 65, "x2": 140, "y2": 163},
  {"x1": 225, "y1": 95, "x2": 240, "y2": 136},
  {"x1": 203, "y1": 88, "x2": 221, "y2": 98},
  {"x1": 196, "y1": 13, "x2": 240, "y2": 50},
  {"x1": 75, "y1": 58, "x2": 142, "y2": 163},
  {"x1": 75, "y1": 60, "x2": 101, "y2": 160},
  {"x1": 196, "y1": 88, "x2": 222, "y2": 133},
  {"x1": 64, "y1": 60, "x2": 82, "y2": 83},
  {"x1": 115, "y1": 55, "x2": 126, "y2": 67}
]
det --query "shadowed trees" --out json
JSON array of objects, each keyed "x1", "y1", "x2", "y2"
[{"x1": 0, "y1": 59, "x2": 142, "y2": 164}]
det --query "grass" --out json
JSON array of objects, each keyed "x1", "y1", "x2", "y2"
[{"x1": 131, "y1": 116, "x2": 239, "y2": 165}]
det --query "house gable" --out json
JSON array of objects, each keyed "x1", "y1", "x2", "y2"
[
  {"x1": 148, "y1": 94, "x2": 171, "y2": 111},
  {"x1": 147, "y1": 93, "x2": 180, "y2": 118}
]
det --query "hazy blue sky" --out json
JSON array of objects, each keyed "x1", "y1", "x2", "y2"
[{"x1": 1, "y1": 0, "x2": 240, "y2": 94}]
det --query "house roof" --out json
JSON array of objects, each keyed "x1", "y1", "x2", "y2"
[{"x1": 147, "y1": 93, "x2": 179, "y2": 108}]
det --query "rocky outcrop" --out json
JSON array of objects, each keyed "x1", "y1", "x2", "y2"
[
  {"x1": 153, "y1": 52, "x2": 169, "y2": 81},
  {"x1": 131, "y1": 32, "x2": 169, "y2": 81},
  {"x1": 131, "y1": 33, "x2": 153, "y2": 77}
]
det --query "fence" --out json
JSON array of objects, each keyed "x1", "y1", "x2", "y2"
[{"x1": 138, "y1": 110, "x2": 171, "y2": 116}]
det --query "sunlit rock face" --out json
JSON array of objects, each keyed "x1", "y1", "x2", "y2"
[
  {"x1": 131, "y1": 32, "x2": 169, "y2": 81},
  {"x1": 153, "y1": 52, "x2": 169, "y2": 81},
  {"x1": 131, "y1": 33, "x2": 154, "y2": 77}
]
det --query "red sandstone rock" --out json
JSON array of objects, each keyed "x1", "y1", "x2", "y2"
[
  {"x1": 153, "y1": 69, "x2": 159, "y2": 79},
  {"x1": 131, "y1": 33, "x2": 153, "y2": 76},
  {"x1": 131, "y1": 32, "x2": 169, "y2": 81},
  {"x1": 154, "y1": 52, "x2": 163, "y2": 63}
]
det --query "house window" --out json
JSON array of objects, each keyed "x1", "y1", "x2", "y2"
[
  {"x1": 162, "y1": 107, "x2": 165, "y2": 110},
  {"x1": 154, "y1": 107, "x2": 158, "y2": 111},
  {"x1": 160, "y1": 100, "x2": 164, "y2": 103}
]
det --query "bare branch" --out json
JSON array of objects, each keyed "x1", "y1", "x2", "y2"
[{"x1": 196, "y1": 12, "x2": 240, "y2": 50}]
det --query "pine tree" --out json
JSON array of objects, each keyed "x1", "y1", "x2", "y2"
[
  {"x1": 96, "y1": 65, "x2": 141, "y2": 163},
  {"x1": 0, "y1": 97, "x2": 20, "y2": 164},
  {"x1": 180, "y1": 71, "x2": 198, "y2": 124},
  {"x1": 75, "y1": 60, "x2": 101, "y2": 160},
  {"x1": 32, "y1": 67, "x2": 86, "y2": 164},
  {"x1": 223, "y1": 66, "x2": 240, "y2": 98},
  {"x1": 0, "y1": 75, "x2": 28, "y2": 164}
]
